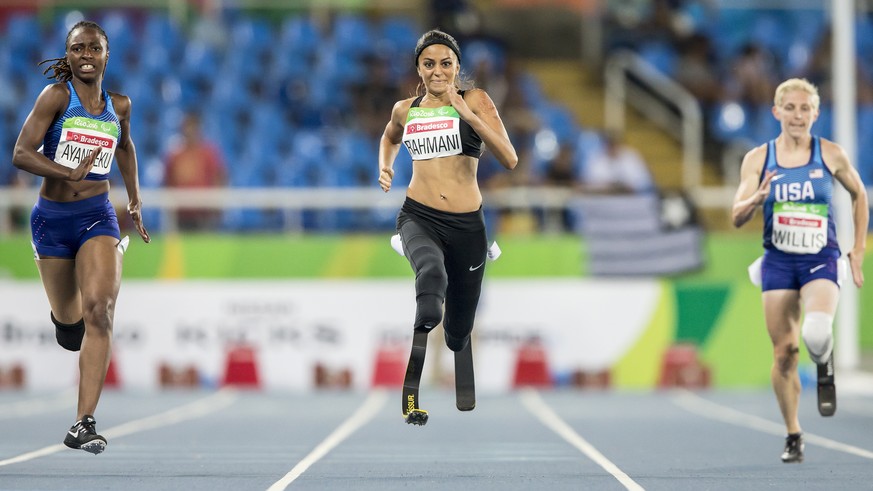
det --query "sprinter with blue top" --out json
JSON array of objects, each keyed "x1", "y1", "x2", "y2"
[
  {"x1": 12, "y1": 20, "x2": 150, "y2": 454},
  {"x1": 732, "y1": 78, "x2": 868, "y2": 463}
]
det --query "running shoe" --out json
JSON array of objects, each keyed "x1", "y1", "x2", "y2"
[
  {"x1": 780, "y1": 433, "x2": 804, "y2": 463},
  {"x1": 817, "y1": 351, "x2": 836, "y2": 417},
  {"x1": 63, "y1": 415, "x2": 107, "y2": 454}
]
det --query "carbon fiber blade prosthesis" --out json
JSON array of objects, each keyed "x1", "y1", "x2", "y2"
[
  {"x1": 455, "y1": 339, "x2": 475, "y2": 411},
  {"x1": 403, "y1": 330, "x2": 429, "y2": 426}
]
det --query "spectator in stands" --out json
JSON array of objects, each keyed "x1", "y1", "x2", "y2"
[
  {"x1": 731, "y1": 78, "x2": 867, "y2": 464},
  {"x1": 543, "y1": 143, "x2": 580, "y2": 188},
  {"x1": 673, "y1": 32, "x2": 723, "y2": 108},
  {"x1": 163, "y1": 112, "x2": 227, "y2": 230},
  {"x1": 726, "y1": 42, "x2": 777, "y2": 107},
  {"x1": 540, "y1": 142, "x2": 583, "y2": 231},
  {"x1": 378, "y1": 29, "x2": 517, "y2": 425},
  {"x1": 582, "y1": 131, "x2": 654, "y2": 194},
  {"x1": 11, "y1": 20, "x2": 149, "y2": 455},
  {"x1": 350, "y1": 54, "x2": 402, "y2": 137},
  {"x1": 800, "y1": 27, "x2": 873, "y2": 107}
]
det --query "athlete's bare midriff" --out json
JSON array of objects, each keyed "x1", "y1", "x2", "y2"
[
  {"x1": 407, "y1": 154, "x2": 481, "y2": 212},
  {"x1": 41, "y1": 177, "x2": 110, "y2": 202}
]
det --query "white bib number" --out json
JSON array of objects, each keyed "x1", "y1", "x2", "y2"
[
  {"x1": 54, "y1": 118, "x2": 118, "y2": 175},
  {"x1": 771, "y1": 202, "x2": 828, "y2": 254}
]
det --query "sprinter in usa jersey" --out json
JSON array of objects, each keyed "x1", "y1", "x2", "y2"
[
  {"x1": 732, "y1": 78, "x2": 867, "y2": 463},
  {"x1": 12, "y1": 20, "x2": 150, "y2": 454}
]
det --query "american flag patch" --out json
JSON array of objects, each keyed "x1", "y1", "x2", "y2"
[{"x1": 809, "y1": 169, "x2": 823, "y2": 178}]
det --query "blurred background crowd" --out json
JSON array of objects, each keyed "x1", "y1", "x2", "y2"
[{"x1": 1, "y1": 0, "x2": 872, "y2": 234}]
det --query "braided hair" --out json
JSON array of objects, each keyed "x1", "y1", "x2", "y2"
[{"x1": 39, "y1": 21, "x2": 109, "y2": 82}]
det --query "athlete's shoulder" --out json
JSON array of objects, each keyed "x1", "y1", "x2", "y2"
[
  {"x1": 743, "y1": 141, "x2": 769, "y2": 163},
  {"x1": 817, "y1": 136, "x2": 850, "y2": 169},
  {"x1": 393, "y1": 96, "x2": 416, "y2": 109},
  {"x1": 38, "y1": 82, "x2": 71, "y2": 102},
  {"x1": 462, "y1": 87, "x2": 487, "y2": 99},
  {"x1": 107, "y1": 91, "x2": 131, "y2": 117},
  {"x1": 817, "y1": 136, "x2": 845, "y2": 155},
  {"x1": 462, "y1": 88, "x2": 492, "y2": 105},
  {"x1": 391, "y1": 97, "x2": 416, "y2": 118}
]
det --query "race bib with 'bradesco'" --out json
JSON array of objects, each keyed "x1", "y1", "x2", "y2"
[
  {"x1": 53, "y1": 116, "x2": 119, "y2": 175},
  {"x1": 402, "y1": 106, "x2": 463, "y2": 160},
  {"x1": 772, "y1": 201, "x2": 828, "y2": 254}
]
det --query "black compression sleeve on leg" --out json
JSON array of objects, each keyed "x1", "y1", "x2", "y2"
[{"x1": 51, "y1": 312, "x2": 85, "y2": 351}]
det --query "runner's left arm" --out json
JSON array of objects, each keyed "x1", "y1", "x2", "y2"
[{"x1": 112, "y1": 93, "x2": 150, "y2": 243}]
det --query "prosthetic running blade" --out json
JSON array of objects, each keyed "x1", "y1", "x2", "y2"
[
  {"x1": 817, "y1": 352, "x2": 836, "y2": 417},
  {"x1": 403, "y1": 330, "x2": 429, "y2": 425},
  {"x1": 454, "y1": 340, "x2": 476, "y2": 411}
]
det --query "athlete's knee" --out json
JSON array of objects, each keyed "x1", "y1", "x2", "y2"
[
  {"x1": 774, "y1": 344, "x2": 799, "y2": 375},
  {"x1": 80, "y1": 298, "x2": 115, "y2": 333},
  {"x1": 801, "y1": 312, "x2": 834, "y2": 364}
]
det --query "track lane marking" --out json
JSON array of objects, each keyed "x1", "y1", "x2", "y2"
[
  {"x1": 0, "y1": 388, "x2": 77, "y2": 419},
  {"x1": 520, "y1": 389, "x2": 645, "y2": 491},
  {"x1": 673, "y1": 390, "x2": 873, "y2": 460},
  {"x1": 267, "y1": 390, "x2": 388, "y2": 491},
  {"x1": 0, "y1": 388, "x2": 238, "y2": 467}
]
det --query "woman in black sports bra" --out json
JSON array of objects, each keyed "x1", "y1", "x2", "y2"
[{"x1": 378, "y1": 29, "x2": 517, "y2": 425}]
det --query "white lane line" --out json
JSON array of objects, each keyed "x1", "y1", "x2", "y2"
[
  {"x1": 673, "y1": 390, "x2": 873, "y2": 460},
  {"x1": 519, "y1": 389, "x2": 645, "y2": 491},
  {"x1": 0, "y1": 388, "x2": 239, "y2": 467},
  {"x1": 267, "y1": 390, "x2": 388, "y2": 491},
  {"x1": 0, "y1": 388, "x2": 77, "y2": 419}
]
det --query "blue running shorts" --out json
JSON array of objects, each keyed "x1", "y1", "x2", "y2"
[
  {"x1": 761, "y1": 247, "x2": 841, "y2": 291},
  {"x1": 30, "y1": 193, "x2": 120, "y2": 259}
]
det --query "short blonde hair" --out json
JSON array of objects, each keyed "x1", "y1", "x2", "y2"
[{"x1": 774, "y1": 78, "x2": 820, "y2": 111}]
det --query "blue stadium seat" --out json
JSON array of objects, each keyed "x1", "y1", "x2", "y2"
[
  {"x1": 97, "y1": 11, "x2": 135, "y2": 63},
  {"x1": 750, "y1": 12, "x2": 792, "y2": 65},
  {"x1": 5, "y1": 13, "x2": 40, "y2": 54},
  {"x1": 181, "y1": 40, "x2": 221, "y2": 84},
  {"x1": 230, "y1": 17, "x2": 274, "y2": 58},
  {"x1": 536, "y1": 103, "x2": 579, "y2": 146},
  {"x1": 637, "y1": 41, "x2": 677, "y2": 77},
  {"x1": 279, "y1": 16, "x2": 322, "y2": 58},
  {"x1": 748, "y1": 104, "x2": 781, "y2": 142},
  {"x1": 378, "y1": 16, "x2": 418, "y2": 58},
  {"x1": 143, "y1": 12, "x2": 184, "y2": 58},
  {"x1": 332, "y1": 13, "x2": 375, "y2": 58},
  {"x1": 813, "y1": 104, "x2": 833, "y2": 141},
  {"x1": 712, "y1": 8, "x2": 755, "y2": 60},
  {"x1": 855, "y1": 105, "x2": 873, "y2": 183},
  {"x1": 709, "y1": 101, "x2": 754, "y2": 143}
]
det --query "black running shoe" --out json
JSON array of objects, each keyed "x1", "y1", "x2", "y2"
[
  {"x1": 781, "y1": 433, "x2": 804, "y2": 463},
  {"x1": 63, "y1": 415, "x2": 107, "y2": 454},
  {"x1": 817, "y1": 352, "x2": 836, "y2": 417},
  {"x1": 404, "y1": 409, "x2": 429, "y2": 426}
]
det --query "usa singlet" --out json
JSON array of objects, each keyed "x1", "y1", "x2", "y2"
[
  {"x1": 402, "y1": 92, "x2": 483, "y2": 160},
  {"x1": 762, "y1": 136, "x2": 839, "y2": 254},
  {"x1": 41, "y1": 81, "x2": 120, "y2": 181}
]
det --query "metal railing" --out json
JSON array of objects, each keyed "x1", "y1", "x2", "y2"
[
  {"x1": 603, "y1": 49, "x2": 745, "y2": 210},
  {"x1": 0, "y1": 186, "x2": 577, "y2": 235}
]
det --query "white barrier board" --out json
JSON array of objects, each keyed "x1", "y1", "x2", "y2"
[{"x1": 0, "y1": 279, "x2": 660, "y2": 391}]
